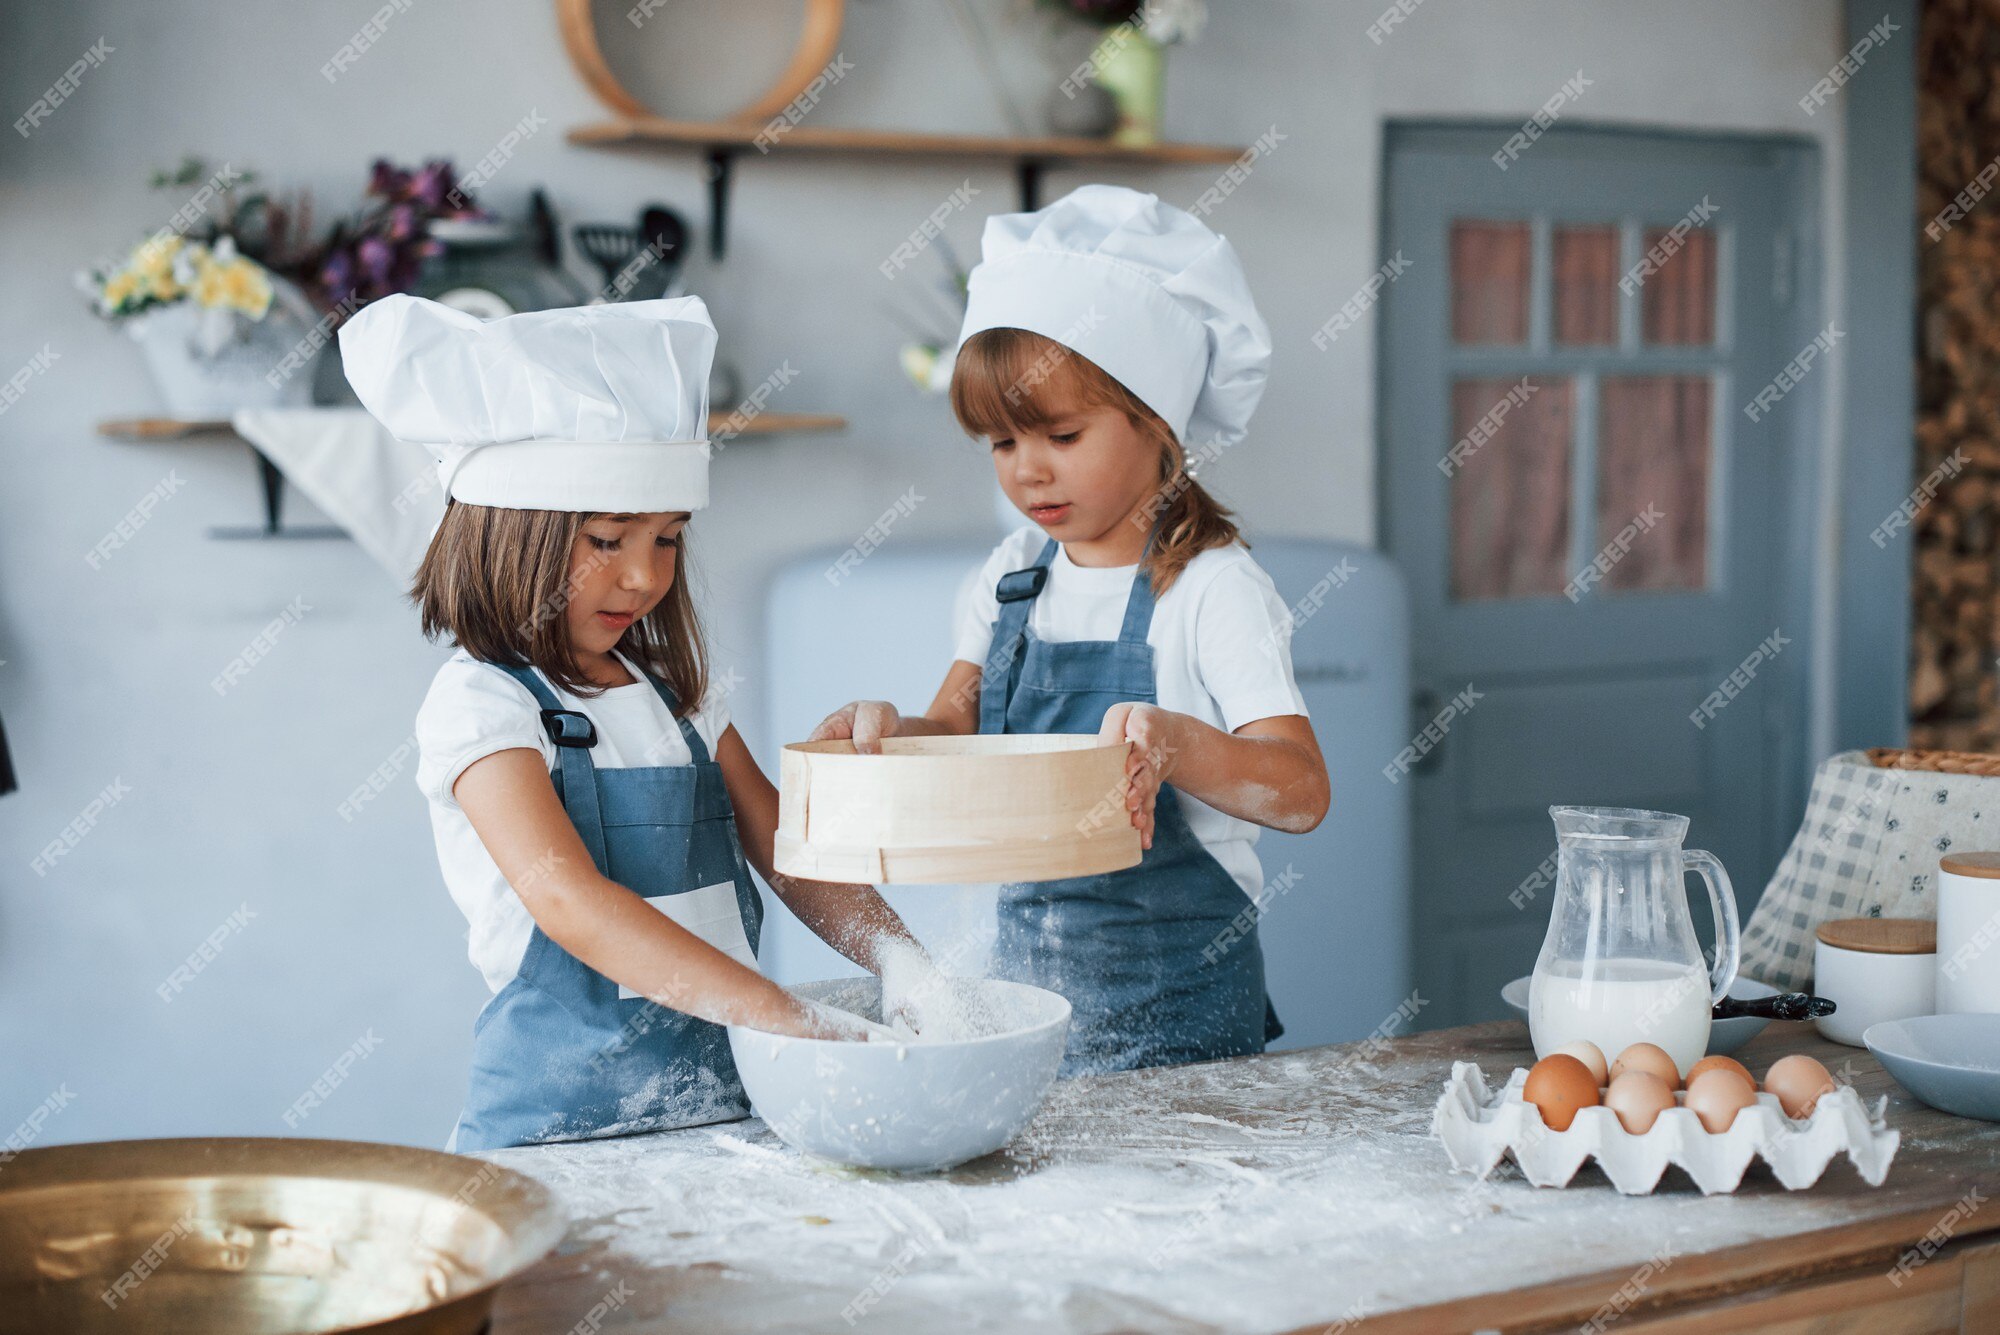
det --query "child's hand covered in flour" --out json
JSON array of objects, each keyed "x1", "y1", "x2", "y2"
[
  {"x1": 876, "y1": 938, "x2": 975, "y2": 1042},
  {"x1": 797, "y1": 998, "x2": 902, "y2": 1043},
  {"x1": 1097, "y1": 702, "x2": 1188, "y2": 851},
  {"x1": 807, "y1": 700, "x2": 903, "y2": 755}
]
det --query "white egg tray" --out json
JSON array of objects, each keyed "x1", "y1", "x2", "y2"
[{"x1": 1430, "y1": 1061, "x2": 1900, "y2": 1195}]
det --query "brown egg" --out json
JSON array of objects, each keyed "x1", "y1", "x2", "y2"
[
  {"x1": 1605, "y1": 1070, "x2": 1676, "y2": 1134},
  {"x1": 1764, "y1": 1054, "x2": 1838, "y2": 1120},
  {"x1": 1684, "y1": 1068, "x2": 1759, "y2": 1133},
  {"x1": 1687, "y1": 1055, "x2": 1754, "y2": 1088},
  {"x1": 1552, "y1": 1040, "x2": 1608, "y2": 1086},
  {"x1": 1524, "y1": 1054, "x2": 1601, "y2": 1131},
  {"x1": 1611, "y1": 1042, "x2": 1682, "y2": 1090}
]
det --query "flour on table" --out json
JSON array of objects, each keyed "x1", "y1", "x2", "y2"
[{"x1": 487, "y1": 1035, "x2": 1925, "y2": 1335}]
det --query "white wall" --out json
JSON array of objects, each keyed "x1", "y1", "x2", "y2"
[{"x1": 0, "y1": 0, "x2": 1844, "y2": 1148}]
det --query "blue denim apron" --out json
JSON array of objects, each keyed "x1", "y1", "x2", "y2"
[
  {"x1": 449, "y1": 662, "x2": 764, "y2": 1151},
  {"x1": 979, "y1": 537, "x2": 1281, "y2": 1076}
]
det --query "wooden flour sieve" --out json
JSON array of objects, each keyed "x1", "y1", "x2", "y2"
[{"x1": 774, "y1": 734, "x2": 1143, "y2": 884}]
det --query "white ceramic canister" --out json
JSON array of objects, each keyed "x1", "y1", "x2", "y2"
[
  {"x1": 1938, "y1": 852, "x2": 2000, "y2": 1013},
  {"x1": 1813, "y1": 918, "x2": 1936, "y2": 1046}
]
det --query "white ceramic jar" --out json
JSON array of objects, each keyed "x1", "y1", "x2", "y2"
[
  {"x1": 1813, "y1": 918, "x2": 1936, "y2": 1046},
  {"x1": 1938, "y1": 852, "x2": 2000, "y2": 1013}
]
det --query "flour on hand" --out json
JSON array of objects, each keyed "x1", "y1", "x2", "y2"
[{"x1": 877, "y1": 937, "x2": 986, "y2": 1043}]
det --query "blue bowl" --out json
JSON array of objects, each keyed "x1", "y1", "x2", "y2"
[
  {"x1": 1864, "y1": 1014, "x2": 2000, "y2": 1122},
  {"x1": 1501, "y1": 974, "x2": 1780, "y2": 1056}
]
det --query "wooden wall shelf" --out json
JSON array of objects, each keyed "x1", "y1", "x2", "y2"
[
  {"x1": 567, "y1": 118, "x2": 1250, "y2": 258},
  {"x1": 97, "y1": 412, "x2": 846, "y2": 538},
  {"x1": 98, "y1": 413, "x2": 848, "y2": 441},
  {"x1": 96, "y1": 419, "x2": 343, "y2": 540}
]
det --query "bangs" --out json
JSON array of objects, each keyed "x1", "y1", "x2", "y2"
[
  {"x1": 949, "y1": 328, "x2": 1130, "y2": 439},
  {"x1": 410, "y1": 502, "x2": 707, "y2": 708},
  {"x1": 945, "y1": 327, "x2": 1235, "y2": 597}
]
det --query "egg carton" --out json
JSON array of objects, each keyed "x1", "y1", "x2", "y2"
[{"x1": 1430, "y1": 1061, "x2": 1900, "y2": 1195}]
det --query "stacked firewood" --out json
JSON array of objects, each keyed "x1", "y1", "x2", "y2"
[{"x1": 1913, "y1": 0, "x2": 2000, "y2": 749}]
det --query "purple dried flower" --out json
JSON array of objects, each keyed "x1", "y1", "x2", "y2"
[
  {"x1": 356, "y1": 235, "x2": 394, "y2": 284},
  {"x1": 366, "y1": 158, "x2": 408, "y2": 201},
  {"x1": 304, "y1": 158, "x2": 480, "y2": 320},
  {"x1": 411, "y1": 160, "x2": 457, "y2": 211}
]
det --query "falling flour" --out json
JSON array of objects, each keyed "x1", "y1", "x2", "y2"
[
  {"x1": 870, "y1": 936, "x2": 1014, "y2": 1044},
  {"x1": 808, "y1": 964, "x2": 1042, "y2": 1047}
]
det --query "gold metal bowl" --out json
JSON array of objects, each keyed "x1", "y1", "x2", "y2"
[{"x1": 0, "y1": 1137, "x2": 567, "y2": 1334}]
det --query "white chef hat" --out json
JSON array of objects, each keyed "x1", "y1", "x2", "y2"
[
  {"x1": 957, "y1": 184, "x2": 1271, "y2": 451},
  {"x1": 338, "y1": 293, "x2": 716, "y2": 512}
]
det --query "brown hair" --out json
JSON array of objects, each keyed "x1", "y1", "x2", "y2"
[
  {"x1": 410, "y1": 503, "x2": 708, "y2": 709},
  {"x1": 949, "y1": 327, "x2": 1241, "y2": 594}
]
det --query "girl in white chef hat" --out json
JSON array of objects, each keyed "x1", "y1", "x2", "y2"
[
  {"x1": 341, "y1": 294, "x2": 940, "y2": 1151},
  {"x1": 814, "y1": 185, "x2": 1331, "y2": 1077}
]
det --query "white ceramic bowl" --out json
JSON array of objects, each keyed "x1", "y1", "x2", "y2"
[
  {"x1": 726, "y1": 977, "x2": 1070, "y2": 1172},
  {"x1": 1864, "y1": 1014, "x2": 2000, "y2": 1121}
]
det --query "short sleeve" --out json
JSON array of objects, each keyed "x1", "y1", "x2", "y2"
[
  {"x1": 682, "y1": 676, "x2": 734, "y2": 758},
  {"x1": 951, "y1": 562, "x2": 1000, "y2": 667},
  {"x1": 415, "y1": 659, "x2": 553, "y2": 810},
  {"x1": 1190, "y1": 556, "x2": 1310, "y2": 733},
  {"x1": 951, "y1": 531, "x2": 1034, "y2": 667}
]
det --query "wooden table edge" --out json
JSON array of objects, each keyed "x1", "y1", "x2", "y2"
[{"x1": 1326, "y1": 1197, "x2": 2000, "y2": 1333}]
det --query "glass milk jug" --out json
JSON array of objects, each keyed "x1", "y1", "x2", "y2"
[{"x1": 1527, "y1": 806, "x2": 1740, "y2": 1077}]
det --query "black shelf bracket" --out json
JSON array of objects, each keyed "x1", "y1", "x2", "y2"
[
  {"x1": 705, "y1": 147, "x2": 734, "y2": 261},
  {"x1": 207, "y1": 445, "x2": 346, "y2": 541},
  {"x1": 694, "y1": 147, "x2": 1051, "y2": 261},
  {"x1": 1016, "y1": 159, "x2": 1046, "y2": 212}
]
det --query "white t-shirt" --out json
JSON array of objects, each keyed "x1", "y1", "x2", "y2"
[
  {"x1": 415, "y1": 649, "x2": 738, "y2": 994},
  {"x1": 952, "y1": 527, "x2": 1308, "y2": 902}
]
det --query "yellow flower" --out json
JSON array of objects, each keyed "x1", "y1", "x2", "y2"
[
  {"x1": 192, "y1": 256, "x2": 271, "y2": 318},
  {"x1": 102, "y1": 271, "x2": 139, "y2": 307},
  {"x1": 219, "y1": 259, "x2": 271, "y2": 318},
  {"x1": 95, "y1": 234, "x2": 271, "y2": 319},
  {"x1": 192, "y1": 266, "x2": 228, "y2": 309},
  {"x1": 132, "y1": 234, "x2": 181, "y2": 279}
]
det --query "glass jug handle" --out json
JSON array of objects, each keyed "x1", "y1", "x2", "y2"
[{"x1": 1683, "y1": 848, "x2": 1740, "y2": 1006}]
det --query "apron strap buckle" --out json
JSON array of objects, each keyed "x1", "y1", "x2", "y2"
[
  {"x1": 996, "y1": 566, "x2": 1048, "y2": 603},
  {"x1": 540, "y1": 708, "x2": 598, "y2": 748}
]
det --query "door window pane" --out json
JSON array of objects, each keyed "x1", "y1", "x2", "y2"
[
  {"x1": 1450, "y1": 376, "x2": 1573, "y2": 600},
  {"x1": 1552, "y1": 225, "x2": 1619, "y2": 345},
  {"x1": 1640, "y1": 226, "x2": 1717, "y2": 345},
  {"x1": 1596, "y1": 376, "x2": 1711, "y2": 592},
  {"x1": 1451, "y1": 221, "x2": 1530, "y2": 345}
]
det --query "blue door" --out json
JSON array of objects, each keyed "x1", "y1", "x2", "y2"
[{"x1": 1381, "y1": 126, "x2": 1818, "y2": 1026}]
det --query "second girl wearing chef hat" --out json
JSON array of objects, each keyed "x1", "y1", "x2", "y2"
[
  {"x1": 814, "y1": 185, "x2": 1331, "y2": 1076},
  {"x1": 340, "y1": 294, "x2": 940, "y2": 1150}
]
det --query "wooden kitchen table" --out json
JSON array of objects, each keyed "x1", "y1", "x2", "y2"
[{"x1": 483, "y1": 1018, "x2": 2000, "y2": 1333}]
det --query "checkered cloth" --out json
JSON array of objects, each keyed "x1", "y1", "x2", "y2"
[{"x1": 1741, "y1": 750, "x2": 1999, "y2": 989}]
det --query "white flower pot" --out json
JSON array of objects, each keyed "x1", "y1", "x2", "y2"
[{"x1": 127, "y1": 278, "x2": 320, "y2": 419}]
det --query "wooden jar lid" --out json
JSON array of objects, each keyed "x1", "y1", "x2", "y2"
[
  {"x1": 1815, "y1": 917, "x2": 1937, "y2": 954},
  {"x1": 1940, "y1": 852, "x2": 2000, "y2": 880}
]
